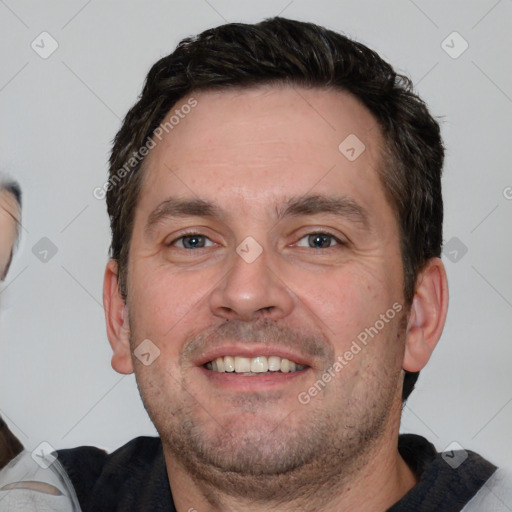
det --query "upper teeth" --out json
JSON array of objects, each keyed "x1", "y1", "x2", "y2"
[{"x1": 205, "y1": 356, "x2": 305, "y2": 373}]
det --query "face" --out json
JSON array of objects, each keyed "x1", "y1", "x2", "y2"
[
  {"x1": 0, "y1": 190, "x2": 20, "y2": 280},
  {"x1": 115, "y1": 86, "x2": 410, "y2": 493}
]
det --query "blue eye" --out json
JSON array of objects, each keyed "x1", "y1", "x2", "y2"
[
  {"x1": 172, "y1": 234, "x2": 214, "y2": 249},
  {"x1": 296, "y1": 233, "x2": 342, "y2": 249}
]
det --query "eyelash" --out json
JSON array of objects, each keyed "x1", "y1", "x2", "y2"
[
  {"x1": 168, "y1": 233, "x2": 216, "y2": 249},
  {"x1": 168, "y1": 231, "x2": 346, "y2": 250},
  {"x1": 294, "y1": 232, "x2": 346, "y2": 249}
]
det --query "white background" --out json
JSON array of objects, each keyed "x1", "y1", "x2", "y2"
[{"x1": 0, "y1": 0, "x2": 511, "y2": 467}]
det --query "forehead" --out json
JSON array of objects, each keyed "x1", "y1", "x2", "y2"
[{"x1": 139, "y1": 85, "x2": 388, "y2": 217}]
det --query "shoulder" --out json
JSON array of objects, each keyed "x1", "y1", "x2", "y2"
[
  {"x1": 462, "y1": 465, "x2": 512, "y2": 511},
  {"x1": 392, "y1": 434, "x2": 499, "y2": 511},
  {"x1": 58, "y1": 436, "x2": 162, "y2": 474},
  {"x1": 57, "y1": 436, "x2": 164, "y2": 511}
]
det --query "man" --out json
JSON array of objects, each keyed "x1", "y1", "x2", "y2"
[
  {"x1": 54, "y1": 16, "x2": 509, "y2": 511},
  {"x1": 0, "y1": 178, "x2": 24, "y2": 470}
]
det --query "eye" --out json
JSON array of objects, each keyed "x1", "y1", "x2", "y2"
[
  {"x1": 295, "y1": 232, "x2": 344, "y2": 249},
  {"x1": 170, "y1": 234, "x2": 215, "y2": 249}
]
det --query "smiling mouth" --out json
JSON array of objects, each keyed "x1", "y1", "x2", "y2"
[{"x1": 204, "y1": 355, "x2": 308, "y2": 375}]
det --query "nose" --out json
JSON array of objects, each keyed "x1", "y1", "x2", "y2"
[{"x1": 208, "y1": 242, "x2": 295, "y2": 322}]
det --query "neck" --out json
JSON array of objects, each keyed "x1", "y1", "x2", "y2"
[{"x1": 164, "y1": 424, "x2": 417, "y2": 512}]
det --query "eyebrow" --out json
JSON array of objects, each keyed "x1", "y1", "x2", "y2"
[
  {"x1": 145, "y1": 198, "x2": 222, "y2": 236},
  {"x1": 144, "y1": 194, "x2": 370, "y2": 236},
  {"x1": 276, "y1": 194, "x2": 370, "y2": 229}
]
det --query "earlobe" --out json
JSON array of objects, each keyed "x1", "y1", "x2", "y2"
[
  {"x1": 103, "y1": 260, "x2": 134, "y2": 375},
  {"x1": 403, "y1": 258, "x2": 449, "y2": 373}
]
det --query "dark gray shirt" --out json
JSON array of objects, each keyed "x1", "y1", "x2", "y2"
[{"x1": 57, "y1": 434, "x2": 497, "y2": 511}]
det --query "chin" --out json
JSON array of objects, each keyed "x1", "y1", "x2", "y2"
[{"x1": 162, "y1": 409, "x2": 317, "y2": 475}]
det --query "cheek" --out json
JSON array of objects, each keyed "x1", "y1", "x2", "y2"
[
  {"x1": 129, "y1": 262, "x2": 211, "y2": 338},
  {"x1": 286, "y1": 262, "x2": 405, "y2": 387},
  {"x1": 285, "y1": 263, "x2": 393, "y2": 342},
  {"x1": 135, "y1": 361, "x2": 184, "y2": 426}
]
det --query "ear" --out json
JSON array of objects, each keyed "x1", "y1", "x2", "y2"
[
  {"x1": 103, "y1": 260, "x2": 134, "y2": 375},
  {"x1": 403, "y1": 257, "x2": 449, "y2": 372}
]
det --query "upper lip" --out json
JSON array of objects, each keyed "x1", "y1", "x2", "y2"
[{"x1": 195, "y1": 344, "x2": 313, "y2": 368}]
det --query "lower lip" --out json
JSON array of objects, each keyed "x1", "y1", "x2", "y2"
[{"x1": 197, "y1": 366, "x2": 310, "y2": 392}]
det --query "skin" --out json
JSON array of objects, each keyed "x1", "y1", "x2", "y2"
[
  {"x1": 104, "y1": 86, "x2": 448, "y2": 512},
  {"x1": 0, "y1": 189, "x2": 20, "y2": 281}
]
